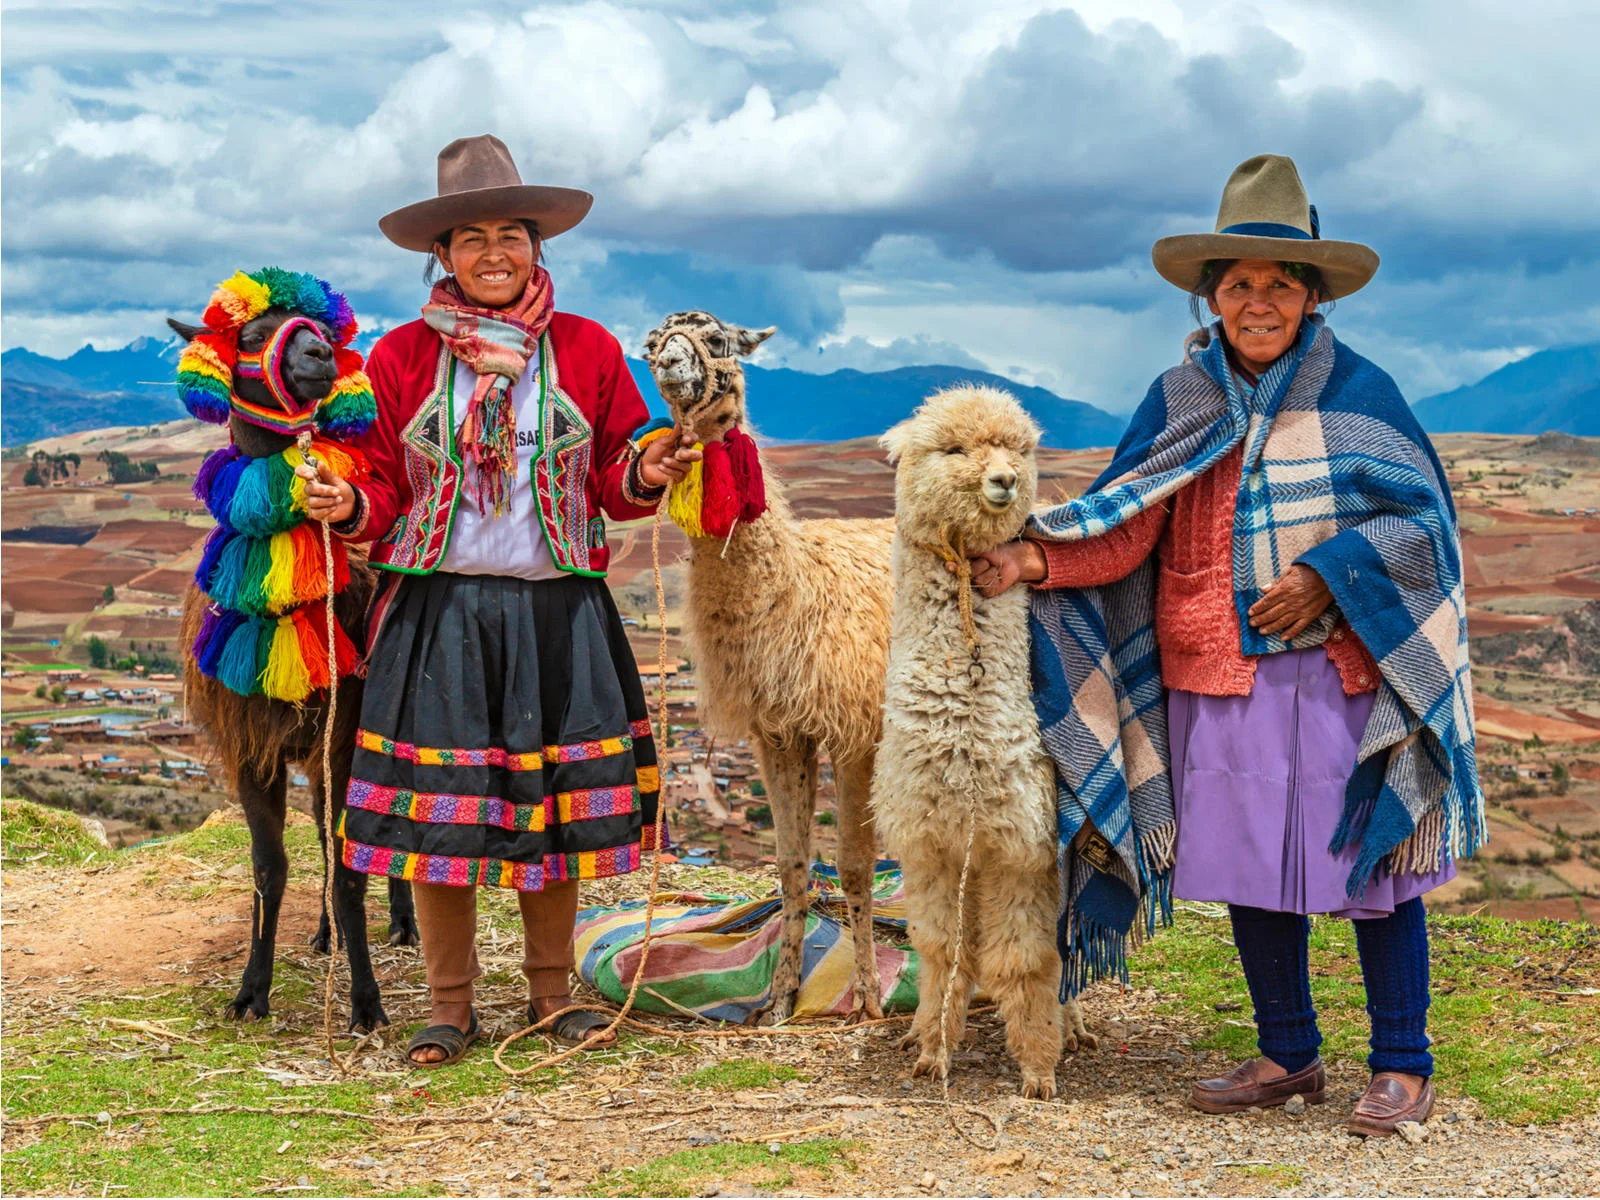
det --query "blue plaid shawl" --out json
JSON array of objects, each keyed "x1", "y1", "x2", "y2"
[{"x1": 1028, "y1": 317, "x2": 1485, "y2": 995}]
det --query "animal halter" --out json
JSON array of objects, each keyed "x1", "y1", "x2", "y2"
[
  {"x1": 232, "y1": 316, "x2": 332, "y2": 435},
  {"x1": 644, "y1": 320, "x2": 741, "y2": 414}
]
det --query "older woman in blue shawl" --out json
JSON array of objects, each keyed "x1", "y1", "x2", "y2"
[{"x1": 966, "y1": 156, "x2": 1484, "y2": 1137}]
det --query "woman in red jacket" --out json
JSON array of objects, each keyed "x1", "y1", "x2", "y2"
[{"x1": 306, "y1": 135, "x2": 695, "y2": 1066}]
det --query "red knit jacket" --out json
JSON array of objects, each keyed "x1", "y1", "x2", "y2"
[
  {"x1": 1031, "y1": 445, "x2": 1378, "y2": 697},
  {"x1": 337, "y1": 312, "x2": 658, "y2": 576}
]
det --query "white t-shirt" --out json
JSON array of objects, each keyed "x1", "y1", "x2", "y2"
[{"x1": 438, "y1": 358, "x2": 565, "y2": 581}]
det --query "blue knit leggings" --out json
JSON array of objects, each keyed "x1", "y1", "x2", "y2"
[{"x1": 1228, "y1": 897, "x2": 1433, "y2": 1077}]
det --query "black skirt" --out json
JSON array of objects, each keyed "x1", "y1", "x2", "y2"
[{"x1": 341, "y1": 572, "x2": 660, "y2": 891}]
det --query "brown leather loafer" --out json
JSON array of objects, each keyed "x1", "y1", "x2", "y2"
[
  {"x1": 1347, "y1": 1073, "x2": 1435, "y2": 1137},
  {"x1": 1190, "y1": 1057, "x2": 1326, "y2": 1114}
]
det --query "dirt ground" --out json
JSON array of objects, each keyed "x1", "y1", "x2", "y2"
[{"x1": 3, "y1": 809, "x2": 1598, "y2": 1199}]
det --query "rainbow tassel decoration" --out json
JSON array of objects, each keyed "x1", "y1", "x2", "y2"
[{"x1": 175, "y1": 267, "x2": 376, "y2": 438}]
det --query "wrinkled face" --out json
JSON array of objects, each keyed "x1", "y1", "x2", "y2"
[
  {"x1": 1206, "y1": 259, "x2": 1319, "y2": 374},
  {"x1": 436, "y1": 220, "x2": 537, "y2": 309},
  {"x1": 882, "y1": 387, "x2": 1041, "y2": 553},
  {"x1": 643, "y1": 311, "x2": 776, "y2": 443},
  {"x1": 234, "y1": 309, "x2": 336, "y2": 407}
]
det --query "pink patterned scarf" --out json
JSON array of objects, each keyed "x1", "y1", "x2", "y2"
[{"x1": 422, "y1": 267, "x2": 555, "y2": 517}]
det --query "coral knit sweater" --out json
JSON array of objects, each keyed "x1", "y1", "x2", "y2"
[{"x1": 1031, "y1": 445, "x2": 1379, "y2": 697}]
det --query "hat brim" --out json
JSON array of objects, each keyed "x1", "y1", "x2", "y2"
[
  {"x1": 1152, "y1": 233, "x2": 1379, "y2": 300},
  {"x1": 379, "y1": 184, "x2": 594, "y2": 252}
]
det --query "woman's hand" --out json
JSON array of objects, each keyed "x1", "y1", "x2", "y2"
[
  {"x1": 638, "y1": 427, "x2": 701, "y2": 490},
  {"x1": 1247, "y1": 563, "x2": 1333, "y2": 639},
  {"x1": 956, "y1": 540, "x2": 1049, "y2": 598},
  {"x1": 301, "y1": 459, "x2": 355, "y2": 524}
]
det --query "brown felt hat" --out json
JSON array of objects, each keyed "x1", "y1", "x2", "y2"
[
  {"x1": 1151, "y1": 154, "x2": 1379, "y2": 300},
  {"x1": 379, "y1": 134, "x2": 594, "y2": 252}
]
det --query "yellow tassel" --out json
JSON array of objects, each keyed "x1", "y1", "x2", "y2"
[
  {"x1": 262, "y1": 532, "x2": 299, "y2": 611},
  {"x1": 262, "y1": 616, "x2": 311, "y2": 703},
  {"x1": 282, "y1": 448, "x2": 310, "y2": 514},
  {"x1": 668, "y1": 450, "x2": 707, "y2": 537}
]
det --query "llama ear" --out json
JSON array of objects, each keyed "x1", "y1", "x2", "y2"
[
  {"x1": 730, "y1": 324, "x2": 776, "y2": 357},
  {"x1": 879, "y1": 419, "x2": 915, "y2": 465},
  {"x1": 167, "y1": 317, "x2": 206, "y2": 342}
]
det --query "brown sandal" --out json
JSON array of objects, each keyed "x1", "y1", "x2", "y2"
[
  {"x1": 406, "y1": 1009, "x2": 480, "y2": 1068},
  {"x1": 528, "y1": 1002, "x2": 616, "y2": 1047}
]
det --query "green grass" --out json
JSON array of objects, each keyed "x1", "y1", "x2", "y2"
[
  {"x1": 1237, "y1": 1164, "x2": 1306, "y2": 1187},
  {"x1": 1138, "y1": 906, "x2": 1600, "y2": 1124},
  {"x1": 585, "y1": 1140, "x2": 858, "y2": 1197},
  {"x1": 678, "y1": 1058, "x2": 806, "y2": 1091},
  {"x1": 1, "y1": 796, "x2": 105, "y2": 866}
]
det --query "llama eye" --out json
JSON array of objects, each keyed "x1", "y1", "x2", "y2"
[{"x1": 944, "y1": 447, "x2": 965, "y2": 456}]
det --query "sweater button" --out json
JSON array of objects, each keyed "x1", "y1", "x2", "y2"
[
  {"x1": 1331, "y1": 630, "x2": 1345, "y2": 642},
  {"x1": 1357, "y1": 674, "x2": 1370, "y2": 687}
]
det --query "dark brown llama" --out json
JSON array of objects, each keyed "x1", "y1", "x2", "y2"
[{"x1": 168, "y1": 308, "x2": 415, "y2": 1033}]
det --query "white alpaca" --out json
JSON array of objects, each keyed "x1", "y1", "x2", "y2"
[{"x1": 873, "y1": 385, "x2": 1093, "y2": 1100}]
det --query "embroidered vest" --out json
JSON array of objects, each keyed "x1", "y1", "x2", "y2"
[{"x1": 368, "y1": 335, "x2": 606, "y2": 576}]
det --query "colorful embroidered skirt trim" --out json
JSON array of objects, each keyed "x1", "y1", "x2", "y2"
[{"x1": 341, "y1": 572, "x2": 661, "y2": 893}]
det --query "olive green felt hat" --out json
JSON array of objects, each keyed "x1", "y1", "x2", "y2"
[{"x1": 1151, "y1": 154, "x2": 1379, "y2": 299}]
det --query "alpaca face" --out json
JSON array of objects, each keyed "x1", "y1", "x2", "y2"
[
  {"x1": 881, "y1": 386, "x2": 1041, "y2": 553},
  {"x1": 643, "y1": 310, "x2": 776, "y2": 442}
]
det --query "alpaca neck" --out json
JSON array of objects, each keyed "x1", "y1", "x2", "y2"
[{"x1": 683, "y1": 442, "x2": 796, "y2": 573}]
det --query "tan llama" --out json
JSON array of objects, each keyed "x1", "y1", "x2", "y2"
[
  {"x1": 875, "y1": 385, "x2": 1094, "y2": 1100},
  {"x1": 642, "y1": 311, "x2": 893, "y2": 1022}
]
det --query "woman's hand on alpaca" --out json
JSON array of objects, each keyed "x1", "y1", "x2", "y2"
[
  {"x1": 638, "y1": 427, "x2": 701, "y2": 490},
  {"x1": 301, "y1": 460, "x2": 355, "y2": 524},
  {"x1": 959, "y1": 540, "x2": 1048, "y2": 598},
  {"x1": 1247, "y1": 563, "x2": 1333, "y2": 639}
]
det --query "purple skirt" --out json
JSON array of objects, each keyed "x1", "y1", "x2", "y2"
[{"x1": 1169, "y1": 648, "x2": 1455, "y2": 918}]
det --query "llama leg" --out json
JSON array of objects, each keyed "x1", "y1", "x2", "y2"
[
  {"x1": 900, "y1": 842, "x2": 975, "y2": 1080},
  {"x1": 980, "y1": 854, "x2": 1064, "y2": 1099},
  {"x1": 228, "y1": 763, "x2": 288, "y2": 1021},
  {"x1": 308, "y1": 813, "x2": 333, "y2": 955},
  {"x1": 320, "y1": 714, "x2": 389, "y2": 1033},
  {"x1": 833, "y1": 754, "x2": 884, "y2": 1022},
  {"x1": 387, "y1": 879, "x2": 420, "y2": 947},
  {"x1": 756, "y1": 736, "x2": 818, "y2": 1024},
  {"x1": 1063, "y1": 995, "x2": 1098, "y2": 1053}
]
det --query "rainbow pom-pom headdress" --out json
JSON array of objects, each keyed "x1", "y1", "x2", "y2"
[{"x1": 175, "y1": 267, "x2": 377, "y2": 439}]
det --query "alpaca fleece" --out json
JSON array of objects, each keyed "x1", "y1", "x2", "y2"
[{"x1": 873, "y1": 385, "x2": 1092, "y2": 1101}]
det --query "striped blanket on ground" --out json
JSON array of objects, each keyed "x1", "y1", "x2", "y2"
[
  {"x1": 1027, "y1": 316, "x2": 1485, "y2": 995},
  {"x1": 575, "y1": 862, "x2": 920, "y2": 1022}
]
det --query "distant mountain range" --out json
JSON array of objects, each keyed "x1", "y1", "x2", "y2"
[
  {"x1": 1411, "y1": 343, "x2": 1600, "y2": 436},
  {"x1": 6, "y1": 334, "x2": 1600, "y2": 448},
  {"x1": 2, "y1": 337, "x2": 1126, "y2": 449}
]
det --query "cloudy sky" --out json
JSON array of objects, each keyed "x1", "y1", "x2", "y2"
[{"x1": 4, "y1": 0, "x2": 1598, "y2": 412}]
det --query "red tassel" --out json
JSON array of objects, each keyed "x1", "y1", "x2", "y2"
[
  {"x1": 288, "y1": 524, "x2": 328, "y2": 602},
  {"x1": 699, "y1": 440, "x2": 739, "y2": 538},
  {"x1": 334, "y1": 620, "x2": 360, "y2": 677},
  {"x1": 725, "y1": 428, "x2": 767, "y2": 522},
  {"x1": 293, "y1": 608, "x2": 330, "y2": 690}
]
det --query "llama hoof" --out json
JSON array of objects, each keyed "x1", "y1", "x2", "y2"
[
  {"x1": 388, "y1": 920, "x2": 420, "y2": 948},
  {"x1": 308, "y1": 926, "x2": 333, "y2": 955},
  {"x1": 757, "y1": 992, "x2": 797, "y2": 1026},
  {"x1": 348, "y1": 997, "x2": 390, "y2": 1035},
  {"x1": 845, "y1": 995, "x2": 885, "y2": 1026},
  {"x1": 225, "y1": 996, "x2": 270, "y2": 1022},
  {"x1": 1063, "y1": 1029, "x2": 1099, "y2": 1053},
  {"x1": 912, "y1": 1051, "x2": 949, "y2": 1081},
  {"x1": 896, "y1": 1029, "x2": 922, "y2": 1053},
  {"x1": 1021, "y1": 1073, "x2": 1058, "y2": 1101}
]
